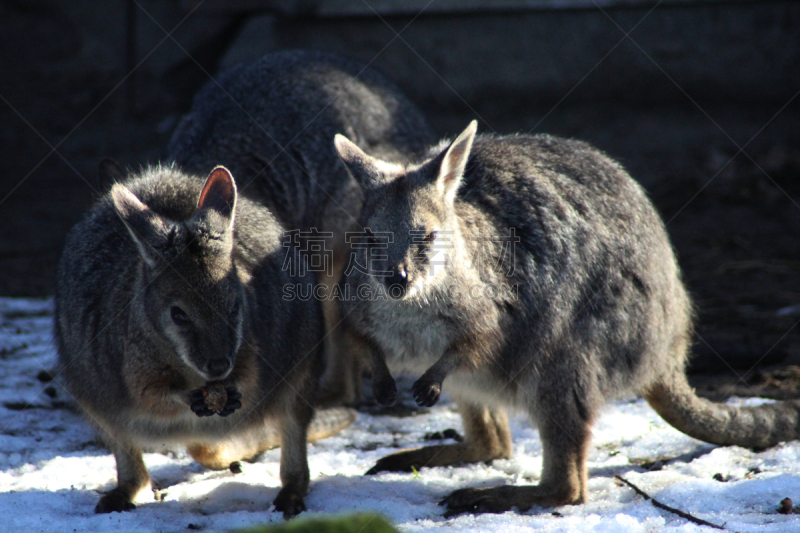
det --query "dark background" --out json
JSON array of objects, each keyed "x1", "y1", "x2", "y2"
[{"x1": 2, "y1": 0, "x2": 799, "y2": 395}]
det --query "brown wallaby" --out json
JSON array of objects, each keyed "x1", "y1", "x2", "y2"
[
  {"x1": 55, "y1": 165, "x2": 354, "y2": 518},
  {"x1": 334, "y1": 121, "x2": 800, "y2": 516},
  {"x1": 168, "y1": 50, "x2": 437, "y2": 406}
]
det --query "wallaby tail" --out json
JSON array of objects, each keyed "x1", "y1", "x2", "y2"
[
  {"x1": 187, "y1": 407, "x2": 357, "y2": 470},
  {"x1": 645, "y1": 372, "x2": 800, "y2": 449}
]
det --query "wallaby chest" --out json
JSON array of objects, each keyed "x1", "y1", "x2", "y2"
[{"x1": 352, "y1": 274, "x2": 501, "y2": 375}]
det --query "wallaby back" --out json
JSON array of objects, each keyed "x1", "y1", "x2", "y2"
[
  {"x1": 168, "y1": 50, "x2": 436, "y2": 235},
  {"x1": 335, "y1": 121, "x2": 800, "y2": 514}
]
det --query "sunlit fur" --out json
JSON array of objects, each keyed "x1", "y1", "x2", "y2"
[{"x1": 337, "y1": 121, "x2": 800, "y2": 515}]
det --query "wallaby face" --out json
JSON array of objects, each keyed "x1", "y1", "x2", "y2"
[
  {"x1": 111, "y1": 167, "x2": 244, "y2": 382},
  {"x1": 335, "y1": 122, "x2": 475, "y2": 299}
]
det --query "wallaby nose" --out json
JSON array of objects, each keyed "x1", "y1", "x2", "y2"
[
  {"x1": 384, "y1": 267, "x2": 407, "y2": 299},
  {"x1": 206, "y1": 358, "x2": 231, "y2": 379}
]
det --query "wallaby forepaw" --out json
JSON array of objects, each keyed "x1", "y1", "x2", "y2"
[
  {"x1": 189, "y1": 389, "x2": 215, "y2": 417},
  {"x1": 218, "y1": 386, "x2": 242, "y2": 417},
  {"x1": 273, "y1": 489, "x2": 306, "y2": 519},
  {"x1": 412, "y1": 377, "x2": 442, "y2": 407},
  {"x1": 440, "y1": 486, "x2": 518, "y2": 517},
  {"x1": 373, "y1": 377, "x2": 397, "y2": 406},
  {"x1": 95, "y1": 489, "x2": 137, "y2": 514},
  {"x1": 189, "y1": 386, "x2": 242, "y2": 417}
]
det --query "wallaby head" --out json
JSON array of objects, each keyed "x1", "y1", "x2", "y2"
[
  {"x1": 335, "y1": 121, "x2": 478, "y2": 299},
  {"x1": 111, "y1": 166, "x2": 244, "y2": 382}
]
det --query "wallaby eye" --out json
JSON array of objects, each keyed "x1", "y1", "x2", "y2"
[
  {"x1": 170, "y1": 306, "x2": 191, "y2": 326},
  {"x1": 230, "y1": 300, "x2": 240, "y2": 318},
  {"x1": 423, "y1": 230, "x2": 437, "y2": 243},
  {"x1": 365, "y1": 227, "x2": 378, "y2": 246}
]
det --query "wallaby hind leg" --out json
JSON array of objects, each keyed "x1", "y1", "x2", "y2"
[
  {"x1": 366, "y1": 401, "x2": 512, "y2": 475},
  {"x1": 317, "y1": 297, "x2": 361, "y2": 406},
  {"x1": 441, "y1": 391, "x2": 592, "y2": 515},
  {"x1": 317, "y1": 308, "x2": 372, "y2": 407},
  {"x1": 273, "y1": 402, "x2": 313, "y2": 519},
  {"x1": 95, "y1": 440, "x2": 151, "y2": 514},
  {"x1": 316, "y1": 241, "x2": 368, "y2": 407},
  {"x1": 187, "y1": 431, "x2": 269, "y2": 471},
  {"x1": 187, "y1": 407, "x2": 358, "y2": 470},
  {"x1": 323, "y1": 327, "x2": 396, "y2": 407}
]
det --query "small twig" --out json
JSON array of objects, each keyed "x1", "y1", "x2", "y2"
[{"x1": 615, "y1": 475, "x2": 727, "y2": 530}]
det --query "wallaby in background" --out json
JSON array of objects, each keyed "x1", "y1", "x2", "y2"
[
  {"x1": 334, "y1": 121, "x2": 800, "y2": 516},
  {"x1": 55, "y1": 166, "x2": 354, "y2": 518},
  {"x1": 168, "y1": 50, "x2": 438, "y2": 406}
]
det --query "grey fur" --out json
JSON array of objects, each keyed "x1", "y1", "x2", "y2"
[
  {"x1": 336, "y1": 121, "x2": 800, "y2": 515},
  {"x1": 55, "y1": 165, "x2": 329, "y2": 518},
  {"x1": 168, "y1": 50, "x2": 437, "y2": 405}
]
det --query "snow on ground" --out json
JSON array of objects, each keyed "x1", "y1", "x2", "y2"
[{"x1": 2, "y1": 297, "x2": 800, "y2": 533}]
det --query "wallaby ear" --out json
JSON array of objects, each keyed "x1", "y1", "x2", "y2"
[
  {"x1": 197, "y1": 166, "x2": 237, "y2": 229},
  {"x1": 97, "y1": 158, "x2": 125, "y2": 193},
  {"x1": 110, "y1": 184, "x2": 167, "y2": 268},
  {"x1": 436, "y1": 120, "x2": 477, "y2": 204},
  {"x1": 334, "y1": 134, "x2": 395, "y2": 190}
]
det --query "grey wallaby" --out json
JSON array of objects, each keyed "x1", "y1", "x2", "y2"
[
  {"x1": 55, "y1": 165, "x2": 355, "y2": 518},
  {"x1": 168, "y1": 50, "x2": 438, "y2": 405},
  {"x1": 334, "y1": 121, "x2": 800, "y2": 515}
]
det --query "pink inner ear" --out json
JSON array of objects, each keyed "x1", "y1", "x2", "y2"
[{"x1": 198, "y1": 167, "x2": 234, "y2": 209}]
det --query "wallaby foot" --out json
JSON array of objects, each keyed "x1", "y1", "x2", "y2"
[
  {"x1": 96, "y1": 441, "x2": 150, "y2": 513},
  {"x1": 440, "y1": 482, "x2": 584, "y2": 517},
  {"x1": 95, "y1": 488, "x2": 138, "y2": 514},
  {"x1": 275, "y1": 402, "x2": 312, "y2": 519},
  {"x1": 439, "y1": 413, "x2": 589, "y2": 516},
  {"x1": 369, "y1": 344, "x2": 397, "y2": 406},
  {"x1": 366, "y1": 402, "x2": 511, "y2": 474},
  {"x1": 273, "y1": 487, "x2": 307, "y2": 519},
  {"x1": 440, "y1": 389, "x2": 594, "y2": 516}
]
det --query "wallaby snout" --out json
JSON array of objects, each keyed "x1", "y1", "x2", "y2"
[
  {"x1": 384, "y1": 265, "x2": 408, "y2": 298},
  {"x1": 187, "y1": 323, "x2": 240, "y2": 381},
  {"x1": 205, "y1": 357, "x2": 232, "y2": 380}
]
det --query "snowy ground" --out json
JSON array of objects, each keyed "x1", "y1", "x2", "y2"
[{"x1": 2, "y1": 297, "x2": 800, "y2": 533}]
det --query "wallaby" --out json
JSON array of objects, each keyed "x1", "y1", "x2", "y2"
[
  {"x1": 55, "y1": 165, "x2": 354, "y2": 518},
  {"x1": 334, "y1": 121, "x2": 800, "y2": 516},
  {"x1": 168, "y1": 50, "x2": 437, "y2": 405}
]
